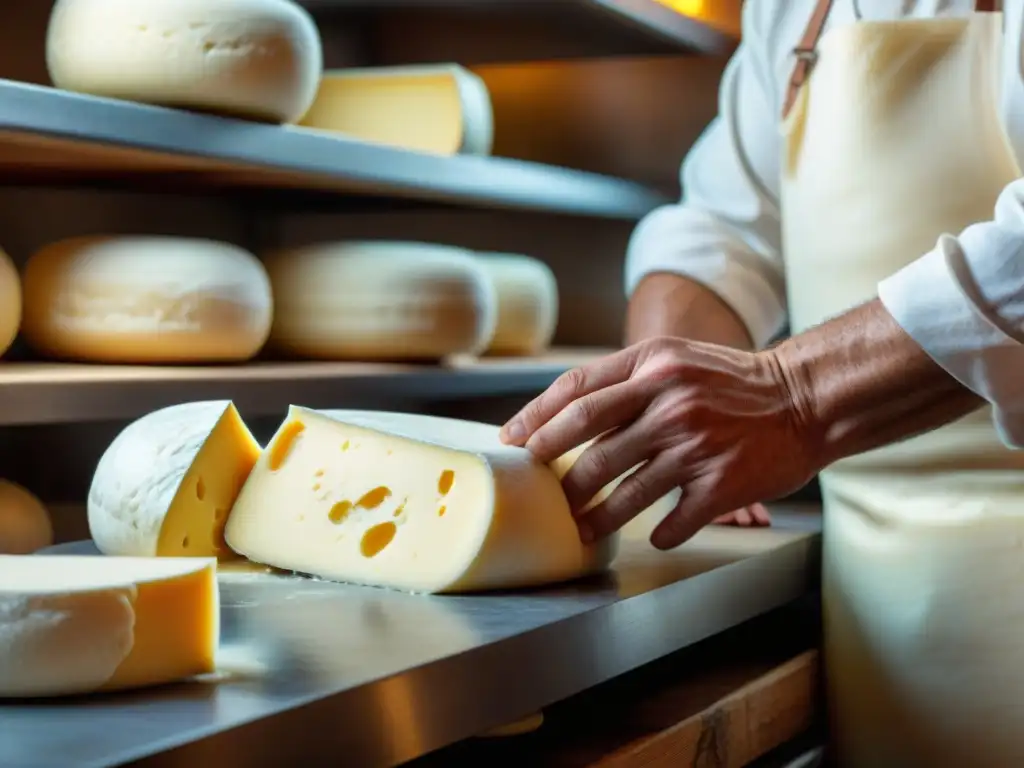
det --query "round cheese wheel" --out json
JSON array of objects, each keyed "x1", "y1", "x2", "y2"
[
  {"x1": 0, "y1": 248, "x2": 20, "y2": 358},
  {"x1": 22, "y1": 236, "x2": 273, "y2": 364},
  {"x1": 476, "y1": 253, "x2": 558, "y2": 356},
  {"x1": 0, "y1": 481, "x2": 54, "y2": 555},
  {"x1": 46, "y1": 0, "x2": 323, "y2": 124},
  {"x1": 266, "y1": 241, "x2": 498, "y2": 361}
]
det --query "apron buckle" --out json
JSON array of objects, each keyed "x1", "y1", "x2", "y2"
[{"x1": 792, "y1": 46, "x2": 819, "y2": 66}]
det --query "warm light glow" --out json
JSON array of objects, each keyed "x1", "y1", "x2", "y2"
[{"x1": 651, "y1": 0, "x2": 742, "y2": 35}]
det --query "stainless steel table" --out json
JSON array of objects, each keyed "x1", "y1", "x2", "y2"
[{"x1": 1, "y1": 507, "x2": 821, "y2": 768}]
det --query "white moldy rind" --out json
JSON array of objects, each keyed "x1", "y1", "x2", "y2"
[{"x1": 46, "y1": 0, "x2": 323, "y2": 123}]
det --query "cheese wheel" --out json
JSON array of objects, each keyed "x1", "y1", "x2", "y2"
[
  {"x1": 0, "y1": 249, "x2": 20, "y2": 358},
  {"x1": 224, "y1": 407, "x2": 617, "y2": 593},
  {"x1": 301, "y1": 64, "x2": 494, "y2": 155},
  {"x1": 0, "y1": 555, "x2": 218, "y2": 697},
  {"x1": 476, "y1": 253, "x2": 559, "y2": 356},
  {"x1": 0, "y1": 481, "x2": 53, "y2": 555},
  {"x1": 22, "y1": 236, "x2": 273, "y2": 363},
  {"x1": 45, "y1": 0, "x2": 323, "y2": 124},
  {"x1": 88, "y1": 401, "x2": 262, "y2": 559},
  {"x1": 266, "y1": 241, "x2": 497, "y2": 361}
]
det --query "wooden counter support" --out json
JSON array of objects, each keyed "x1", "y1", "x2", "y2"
[{"x1": 411, "y1": 601, "x2": 824, "y2": 767}]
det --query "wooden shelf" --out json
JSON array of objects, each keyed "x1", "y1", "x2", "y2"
[
  {"x1": 297, "y1": 0, "x2": 741, "y2": 60},
  {"x1": 0, "y1": 79, "x2": 667, "y2": 219},
  {"x1": 0, "y1": 349, "x2": 609, "y2": 426}
]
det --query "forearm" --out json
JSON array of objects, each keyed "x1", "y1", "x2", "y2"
[
  {"x1": 625, "y1": 273, "x2": 754, "y2": 349},
  {"x1": 772, "y1": 298, "x2": 983, "y2": 466}
]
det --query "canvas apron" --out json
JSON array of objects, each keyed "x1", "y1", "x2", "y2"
[{"x1": 782, "y1": 1, "x2": 1024, "y2": 764}]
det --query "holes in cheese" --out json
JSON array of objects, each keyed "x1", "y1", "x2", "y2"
[
  {"x1": 0, "y1": 481, "x2": 53, "y2": 555},
  {"x1": 88, "y1": 401, "x2": 262, "y2": 560},
  {"x1": 22, "y1": 236, "x2": 274, "y2": 364},
  {"x1": 45, "y1": 0, "x2": 323, "y2": 124},
  {"x1": 0, "y1": 555, "x2": 218, "y2": 698},
  {"x1": 224, "y1": 407, "x2": 617, "y2": 593},
  {"x1": 476, "y1": 253, "x2": 559, "y2": 356},
  {"x1": 299, "y1": 64, "x2": 494, "y2": 155},
  {"x1": 265, "y1": 241, "x2": 498, "y2": 361},
  {"x1": 0, "y1": 248, "x2": 20, "y2": 359}
]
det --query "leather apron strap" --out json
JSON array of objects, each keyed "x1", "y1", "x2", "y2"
[{"x1": 782, "y1": 0, "x2": 998, "y2": 120}]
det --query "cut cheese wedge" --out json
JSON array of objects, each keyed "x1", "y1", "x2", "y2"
[
  {"x1": 266, "y1": 241, "x2": 497, "y2": 361},
  {"x1": 88, "y1": 401, "x2": 261, "y2": 560},
  {"x1": 0, "y1": 248, "x2": 19, "y2": 358},
  {"x1": 0, "y1": 481, "x2": 53, "y2": 555},
  {"x1": 224, "y1": 407, "x2": 617, "y2": 593},
  {"x1": 476, "y1": 252, "x2": 559, "y2": 356},
  {"x1": 0, "y1": 555, "x2": 218, "y2": 697},
  {"x1": 300, "y1": 64, "x2": 493, "y2": 155},
  {"x1": 46, "y1": 0, "x2": 323, "y2": 124},
  {"x1": 22, "y1": 236, "x2": 274, "y2": 364}
]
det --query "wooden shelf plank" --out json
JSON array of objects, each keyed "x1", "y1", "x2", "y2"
[
  {"x1": 0, "y1": 349, "x2": 608, "y2": 426},
  {"x1": 0, "y1": 79, "x2": 666, "y2": 219}
]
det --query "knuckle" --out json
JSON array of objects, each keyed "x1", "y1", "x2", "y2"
[{"x1": 557, "y1": 366, "x2": 587, "y2": 397}]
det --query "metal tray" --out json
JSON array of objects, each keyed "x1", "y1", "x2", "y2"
[{"x1": 1, "y1": 507, "x2": 821, "y2": 768}]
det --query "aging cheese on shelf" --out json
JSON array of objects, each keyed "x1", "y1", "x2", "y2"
[
  {"x1": 45, "y1": 0, "x2": 323, "y2": 124},
  {"x1": 22, "y1": 236, "x2": 273, "y2": 363},
  {"x1": 300, "y1": 64, "x2": 493, "y2": 155},
  {"x1": 224, "y1": 408, "x2": 617, "y2": 593},
  {"x1": 0, "y1": 481, "x2": 53, "y2": 555},
  {"x1": 88, "y1": 401, "x2": 261, "y2": 560},
  {"x1": 0, "y1": 555, "x2": 218, "y2": 698},
  {"x1": 266, "y1": 241, "x2": 497, "y2": 361},
  {"x1": 0, "y1": 248, "x2": 20, "y2": 358},
  {"x1": 476, "y1": 252, "x2": 559, "y2": 356}
]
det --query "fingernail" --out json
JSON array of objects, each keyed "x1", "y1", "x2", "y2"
[
  {"x1": 578, "y1": 522, "x2": 594, "y2": 544},
  {"x1": 500, "y1": 421, "x2": 524, "y2": 444}
]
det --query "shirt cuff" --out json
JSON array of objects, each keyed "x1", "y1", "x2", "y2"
[{"x1": 878, "y1": 236, "x2": 1024, "y2": 448}]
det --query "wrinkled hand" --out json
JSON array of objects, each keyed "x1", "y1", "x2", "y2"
[{"x1": 500, "y1": 337, "x2": 821, "y2": 549}]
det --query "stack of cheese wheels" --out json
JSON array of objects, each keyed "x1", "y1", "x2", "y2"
[
  {"x1": 0, "y1": 555, "x2": 219, "y2": 698},
  {"x1": 0, "y1": 248, "x2": 20, "y2": 358},
  {"x1": 45, "y1": 0, "x2": 323, "y2": 124},
  {"x1": 0, "y1": 481, "x2": 53, "y2": 554},
  {"x1": 300, "y1": 64, "x2": 494, "y2": 156},
  {"x1": 265, "y1": 241, "x2": 498, "y2": 361},
  {"x1": 21, "y1": 236, "x2": 274, "y2": 364},
  {"x1": 475, "y1": 252, "x2": 558, "y2": 356}
]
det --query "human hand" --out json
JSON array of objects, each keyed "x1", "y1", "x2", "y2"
[
  {"x1": 713, "y1": 503, "x2": 772, "y2": 527},
  {"x1": 499, "y1": 337, "x2": 821, "y2": 549}
]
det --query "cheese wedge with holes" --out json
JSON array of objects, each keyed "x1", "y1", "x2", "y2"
[
  {"x1": 0, "y1": 555, "x2": 218, "y2": 697},
  {"x1": 224, "y1": 407, "x2": 617, "y2": 593},
  {"x1": 88, "y1": 401, "x2": 261, "y2": 559},
  {"x1": 46, "y1": 0, "x2": 323, "y2": 124},
  {"x1": 266, "y1": 241, "x2": 497, "y2": 361},
  {"x1": 300, "y1": 64, "x2": 493, "y2": 155},
  {"x1": 0, "y1": 481, "x2": 53, "y2": 555},
  {"x1": 0, "y1": 248, "x2": 19, "y2": 358},
  {"x1": 476, "y1": 252, "x2": 559, "y2": 356}
]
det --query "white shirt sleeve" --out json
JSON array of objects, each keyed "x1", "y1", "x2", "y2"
[
  {"x1": 624, "y1": 2, "x2": 788, "y2": 349},
  {"x1": 878, "y1": 180, "x2": 1024, "y2": 448}
]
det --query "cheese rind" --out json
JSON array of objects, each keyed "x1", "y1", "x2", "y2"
[
  {"x1": 476, "y1": 252, "x2": 559, "y2": 356},
  {"x1": 45, "y1": 0, "x2": 323, "y2": 124},
  {"x1": 88, "y1": 401, "x2": 262, "y2": 560},
  {"x1": 0, "y1": 481, "x2": 54, "y2": 555},
  {"x1": 0, "y1": 555, "x2": 218, "y2": 697},
  {"x1": 0, "y1": 248, "x2": 20, "y2": 358},
  {"x1": 225, "y1": 407, "x2": 616, "y2": 593},
  {"x1": 266, "y1": 241, "x2": 498, "y2": 361},
  {"x1": 22, "y1": 236, "x2": 273, "y2": 363},
  {"x1": 301, "y1": 64, "x2": 493, "y2": 155}
]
